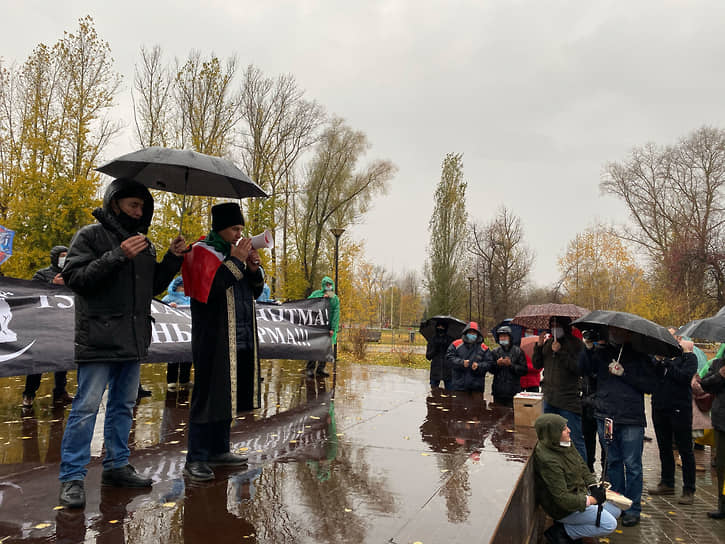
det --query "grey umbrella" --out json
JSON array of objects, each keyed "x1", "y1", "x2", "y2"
[
  {"x1": 572, "y1": 310, "x2": 681, "y2": 357},
  {"x1": 676, "y1": 314, "x2": 725, "y2": 342},
  {"x1": 96, "y1": 147, "x2": 268, "y2": 199}
]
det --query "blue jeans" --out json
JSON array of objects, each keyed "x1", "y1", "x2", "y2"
[
  {"x1": 559, "y1": 502, "x2": 621, "y2": 539},
  {"x1": 543, "y1": 401, "x2": 587, "y2": 465},
  {"x1": 598, "y1": 419, "x2": 643, "y2": 516},
  {"x1": 59, "y1": 361, "x2": 140, "y2": 482}
]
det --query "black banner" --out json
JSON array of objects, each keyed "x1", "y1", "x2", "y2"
[{"x1": 0, "y1": 277, "x2": 332, "y2": 377}]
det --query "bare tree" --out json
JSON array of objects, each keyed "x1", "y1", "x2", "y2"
[
  {"x1": 132, "y1": 45, "x2": 173, "y2": 148},
  {"x1": 602, "y1": 126, "x2": 725, "y2": 313},
  {"x1": 292, "y1": 117, "x2": 395, "y2": 293},
  {"x1": 469, "y1": 207, "x2": 533, "y2": 326}
]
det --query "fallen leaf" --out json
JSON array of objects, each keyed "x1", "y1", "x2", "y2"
[
  {"x1": 310, "y1": 416, "x2": 320, "y2": 420},
  {"x1": 163, "y1": 502, "x2": 176, "y2": 508},
  {"x1": 238, "y1": 447, "x2": 249, "y2": 452},
  {"x1": 109, "y1": 520, "x2": 119, "y2": 524},
  {"x1": 289, "y1": 440, "x2": 298, "y2": 443},
  {"x1": 168, "y1": 440, "x2": 179, "y2": 445},
  {"x1": 34, "y1": 523, "x2": 51, "y2": 529},
  {"x1": 421, "y1": 453, "x2": 430, "y2": 456},
  {"x1": 441, "y1": 469, "x2": 449, "y2": 473},
  {"x1": 53, "y1": 506, "x2": 64, "y2": 511},
  {"x1": 344, "y1": 508, "x2": 352, "y2": 512}
]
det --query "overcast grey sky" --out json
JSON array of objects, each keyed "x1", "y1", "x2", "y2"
[{"x1": 3, "y1": 0, "x2": 725, "y2": 286}]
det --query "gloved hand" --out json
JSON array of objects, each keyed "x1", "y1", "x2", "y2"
[
  {"x1": 588, "y1": 484, "x2": 607, "y2": 505},
  {"x1": 608, "y1": 360, "x2": 624, "y2": 376}
]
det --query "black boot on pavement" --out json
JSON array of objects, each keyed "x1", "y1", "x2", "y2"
[
  {"x1": 137, "y1": 385, "x2": 152, "y2": 399},
  {"x1": 183, "y1": 462, "x2": 215, "y2": 482},
  {"x1": 208, "y1": 452, "x2": 248, "y2": 467},
  {"x1": 101, "y1": 464, "x2": 152, "y2": 487},
  {"x1": 543, "y1": 521, "x2": 573, "y2": 544},
  {"x1": 647, "y1": 482, "x2": 675, "y2": 495},
  {"x1": 678, "y1": 490, "x2": 694, "y2": 505},
  {"x1": 621, "y1": 512, "x2": 640, "y2": 526},
  {"x1": 59, "y1": 480, "x2": 86, "y2": 508},
  {"x1": 53, "y1": 391, "x2": 74, "y2": 406}
]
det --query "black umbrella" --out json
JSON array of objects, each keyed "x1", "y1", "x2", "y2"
[
  {"x1": 97, "y1": 147, "x2": 268, "y2": 198},
  {"x1": 572, "y1": 310, "x2": 681, "y2": 358},
  {"x1": 419, "y1": 316, "x2": 467, "y2": 341},
  {"x1": 676, "y1": 314, "x2": 725, "y2": 342}
]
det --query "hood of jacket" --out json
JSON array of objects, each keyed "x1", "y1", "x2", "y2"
[
  {"x1": 97, "y1": 178, "x2": 154, "y2": 235},
  {"x1": 534, "y1": 413, "x2": 568, "y2": 450},
  {"x1": 321, "y1": 275, "x2": 335, "y2": 292},
  {"x1": 50, "y1": 245, "x2": 69, "y2": 270},
  {"x1": 461, "y1": 321, "x2": 483, "y2": 343},
  {"x1": 167, "y1": 275, "x2": 184, "y2": 294}
]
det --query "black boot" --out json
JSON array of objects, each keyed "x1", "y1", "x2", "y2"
[
  {"x1": 709, "y1": 496, "x2": 725, "y2": 519},
  {"x1": 544, "y1": 521, "x2": 573, "y2": 544},
  {"x1": 101, "y1": 464, "x2": 152, "y2": 487}
]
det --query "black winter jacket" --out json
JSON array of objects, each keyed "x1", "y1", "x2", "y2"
[
  {"x1": 426, "y1": 331, "x2": 455, "y2": 383},
  {"x1": 62, "y1": 178, "x2": 182, "y2": 364},
  {"x1": 446, "y1": 323, "x2": 492, "y2": 392},
  {"x1": 579, "y1": 343, "x2": 656, "y2": 426},
  {"x1": 488, "y1": 344, "x2": 528, "y2": 399},
  {"x1": 701, "y1": 357, "x2": 725, "y2": 433},
  {"x1": 532, "y1": 334, "x2": 584, "y2": 414},
  {"x1": 32, "y1": 245, "x2": 68, "y2": 283},
  {"x1": 651, "y1": 352, "x2": 698, "y2": 415}
]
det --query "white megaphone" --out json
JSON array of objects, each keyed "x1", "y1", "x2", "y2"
[{"x1": 251, "y1": 229, "x2": 274, "y2": 249}]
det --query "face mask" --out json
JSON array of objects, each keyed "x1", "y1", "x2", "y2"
[
  {"x1": 464, "y1": 333, "x2": 478, "y2": 343},
  {"x1": 116, "y1": 210, "x2": 142, "y2": 232},
  {"x1": 57, "y1": 256, "x2": 66, "y2": 268},
  {"x1": 499, "y1": 339, "x2": 510, "y2": 347},
  {"x1": 551, "y1": 327, "x2": 564, "y2": 339},
  {"x1": 559, "y1": 441, "x2": 571, "y2": 447},
  {"x1": 324, "y1": 285, "x2": 333, "y2": 292}
]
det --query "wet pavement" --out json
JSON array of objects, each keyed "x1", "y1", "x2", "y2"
[{"x1": 0, "y1": 363, "x2": 723, "y2": 543}]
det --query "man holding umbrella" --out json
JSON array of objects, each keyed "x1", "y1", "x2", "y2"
[
  {"x1": 58, "y1": 178, "x2": 186, "y2": 508},
  {"x1": 579, "y1": 326, "x2": 657, "y2": 527}
]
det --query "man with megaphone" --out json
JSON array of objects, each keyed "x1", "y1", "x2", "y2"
[{"x1": 181, "y1": 202, "x2": 265, "y2": 482}]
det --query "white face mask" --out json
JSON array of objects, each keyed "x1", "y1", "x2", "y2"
[
  {"x1": 57, "y1": 256, "x2": 66, "y2": 268},
  {"x1": 551, "y1": 327, "x2": 564, "y2": 339},
  {"x1": 559, "y1": 441, "x2": 571, "y2": 447}
]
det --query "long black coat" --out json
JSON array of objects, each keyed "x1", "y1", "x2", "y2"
[
  {"x1": 426, "y1": 332, "x2": 455, "y2": 383},
  {"x1": 62, "y1": 180, "x2": 182, "y2": 364},
  {"x1": 188, "y1": 252, "x2": 264, "y2": 424}
]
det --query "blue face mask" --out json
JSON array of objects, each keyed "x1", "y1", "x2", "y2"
[
  {"x1": 465, "y1": 333, "x2": 478, "y2": 343},
  {"x1": 499, "y1": 339, "x2": 510, "y2": 347}
]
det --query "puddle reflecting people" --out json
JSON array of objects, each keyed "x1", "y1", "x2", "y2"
[
  {"x1": 487, "y1": 325, "x2": 527, "y2": 407},
  {"x1": 162, "y1": 276, "x2": 192, "y2": 391},
  {"x1": 306, "y1": 276, "x2": 339, "y2": 378},
  {"x1": 58, "y1": 178, "x2": 186, "y2": 508},
  {"x1": 532, "y1": 317, "x2": 587, "y2": 463},
  {"x1": 182, "y1": 203, "x2": 263, "y2": 482},
  {"x1": 426, "y1": 320, "x2": 455, "y2": 389},
  {"x1": 534, "y1": 414, "x2": 620, "y2": 543},
  {"x1": 445, "y1": 322, "x2": 491, "y2": 394},
  {"x1": 22, "y1": 245, "x2": 74, "y2": 407}
]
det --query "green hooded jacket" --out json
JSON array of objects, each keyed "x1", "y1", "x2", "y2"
[
  {"x1": 308, "y1": 276, "x2": 340, "y2": 345},
  {"x1": 533, "y1": 413, "x2": 596, "y2": 520}
]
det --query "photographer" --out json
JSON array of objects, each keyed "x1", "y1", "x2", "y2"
[
  {"x1": 648, "y1": 329, "x2": 698, "y2": 504},
  {"x1": 534, "y1": 414, "x2": 621, "y2": 543}
]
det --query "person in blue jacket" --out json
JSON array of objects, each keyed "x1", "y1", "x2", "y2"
[{"x1": 162, "y1": 276, "x2": 192, "y2": 390}]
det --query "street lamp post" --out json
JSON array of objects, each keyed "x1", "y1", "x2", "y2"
[
  {"x1": 467, "y1": 276, "x2": 474, "y2": 322},
  {"x1": 330, "y1": 228, "x2": 345, "y2": 363}
]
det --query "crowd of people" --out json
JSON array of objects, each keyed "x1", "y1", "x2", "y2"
[{"x1": 424, "y1": 315, "x2": 725, "y2": 543}]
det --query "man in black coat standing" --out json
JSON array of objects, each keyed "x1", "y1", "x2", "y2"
[
  {"x1": 22, "y1": 245, "x2": 74, "y2": 407},
  {"x1": 58, "y1": 178, "x2": 186, "y2": 509},
  {"x1": 181, "y1": 202, "x2": 264, "y2": 482},
  {"x1": 648, "y1": 329, "x2": 698, "y2": 504},
  {"x1": 426, "y1": 321, "x2": 455, "y2": 389},
  {"x1": 487, "y1": 325, "x2": 527, "y2": 406}
]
